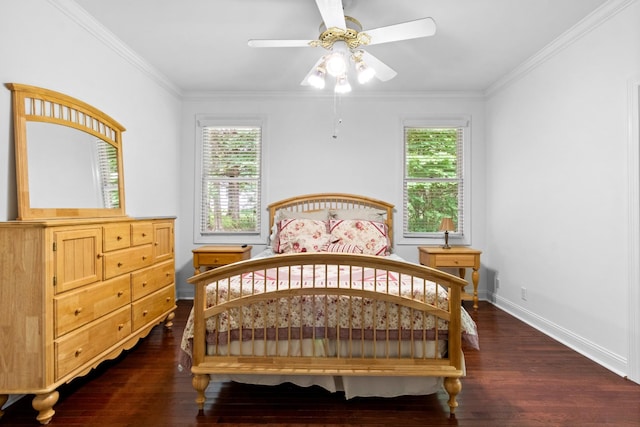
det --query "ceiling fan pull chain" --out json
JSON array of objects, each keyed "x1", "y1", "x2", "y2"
[{"x1": 332, "y1": 92, "x2": 343, "y2": 140}]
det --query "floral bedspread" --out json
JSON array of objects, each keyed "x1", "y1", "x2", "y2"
[{"x1": 180, "y1": 263, "x2": 479, "y2": 368}]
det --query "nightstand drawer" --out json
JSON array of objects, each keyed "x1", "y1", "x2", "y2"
[
  {"x1": 432, "y1": 254, "x2": 476, "y2": 267},
  {"x1": 196, "y1": 252, "x2": 246, "y2": 266}
]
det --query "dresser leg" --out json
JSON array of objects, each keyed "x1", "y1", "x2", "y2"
[
  {"x1": 164, "y1": 311, "x2": 176, "y2": 329},
  {"x1": 32, "y1": 391, "x2": 59, "y2": 425},
  {"x1": 0, "y1": 394, "x2": 8, "y2": 418}
]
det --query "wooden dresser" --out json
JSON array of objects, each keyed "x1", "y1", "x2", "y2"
[{"x1": 0, "y1": 216, "x2": 176, "y2": 424}]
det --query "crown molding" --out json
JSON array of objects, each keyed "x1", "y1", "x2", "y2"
[
  {"x1": 485, "y1": 0, "x2": 637, "y2": 98},
  {"x1": 181, "y1": 89, "x2": 485, "y2": 102},
  {"x1": 49, "y1": 0, "x2": 183, "y2": 98}
]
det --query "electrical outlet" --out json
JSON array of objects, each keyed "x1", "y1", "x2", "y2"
[
  {"x1": 495, "y1": 277, "x2": 500, "y2": 290},
  {"x1": 521, "y1": 287, "x2": 527, "y2": 300}
]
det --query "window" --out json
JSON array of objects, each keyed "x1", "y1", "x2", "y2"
[
  {"x1": 96, "y1": 140, "x2": 120, "y2": 208},
  {"x1": 195, "y1": 117, "x2": 262, "y2": 243},
  {"x1": 403, "y1": 118, "x2": 469, "y2": 242}
]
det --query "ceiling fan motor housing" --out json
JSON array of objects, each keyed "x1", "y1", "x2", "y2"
[{"x1": 311, "y1": 16, "x2": 371, "y2": 50}]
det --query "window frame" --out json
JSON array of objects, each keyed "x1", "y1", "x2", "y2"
[
  {"x1": 400, "y1": 116, "x2": 471, "y2": 246},
  {"x1": 193, "y1": 115, "x2": 266, "y2": 245}
]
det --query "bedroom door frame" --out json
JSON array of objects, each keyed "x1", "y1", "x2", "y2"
[{"x1": 628, "y1": 76, "x2": 639, "y2": 385}]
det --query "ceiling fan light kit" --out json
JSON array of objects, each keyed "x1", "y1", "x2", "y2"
[{"x1": 248, "y1": 0, "x2": 436, "y2": 94}]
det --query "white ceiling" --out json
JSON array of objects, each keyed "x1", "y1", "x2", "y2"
[{"x1": 73, "y1": 0, "x2": 608, "y2": 94}]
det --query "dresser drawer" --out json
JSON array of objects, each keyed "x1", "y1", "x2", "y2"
[
  {"x1": 54, "y1": 275, "x2": 131, "y2": 338},
  {"x1": 103, "y1": 244, "x2": 154, "y2": 279},
  {"x1": 130, "y1": 260, "x2": 175, "y2": 300},
  {"x1": 55, "y1": 306, "x2": 131, "y2": 380},
  {"x1": 432, "y1": 254, "x2": 477, "y2": 268},
  {"x1": 103, "y1": 223, "x2": 132, "y2": 252},
  {"x1": 131, "y1": 222, "x2": 154, "y2": 246},
  {"x1": 131, "y1": 285, "x2": 175, "y2": 331}
]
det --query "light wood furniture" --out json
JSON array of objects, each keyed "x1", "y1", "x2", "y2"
[
  {"x1": 0, "y1": 217, "x2": 176, "y2": 424},
  {"x1": 0, "y1": 84, "x2": 176, "y2": 425},
  {"x1": 185, "y1": 194, "x2": 471, "y2": 415},
  {"x1": 418, "y1": 246, "x2": 482, "y2": 310},
  {"x1": 192, "y1": 245, "x2": 252, "y2": 274}
]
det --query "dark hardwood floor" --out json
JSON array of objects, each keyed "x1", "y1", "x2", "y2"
[{"x1": 2, "y1": 300, "x2": 639, "y2": 426}]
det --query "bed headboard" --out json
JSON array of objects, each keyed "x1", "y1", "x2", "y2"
[{"x1": 267, "y1": 193, "x2": 395, "y2": 245}]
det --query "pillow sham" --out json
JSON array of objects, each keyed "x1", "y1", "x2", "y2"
[
  {"x1": 275, "y1": 218, "x2": 331, "y2": 254},
  {"x1": 324, "y1": 242, "x2": 364, "y2": 254},
  {"x1": 328, "y1": 219, "x2": 389, "y2": 256},
  {"x1": 269, "y1": 209, "x2": 330, "y2": 246}
]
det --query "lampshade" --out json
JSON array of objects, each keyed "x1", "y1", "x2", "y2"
[
  {"x1": 439, "y1": 217, "x2": 455, "y2": 232},
  {"x1": 334, "y1": 74, "x2": 352, "y2": 94},
  {"x1": 355, "y1": 58, "x2": 375, "y2": 84},
  {"x1": 307, "y1": 66, "x2": 326, "y2": 89}
]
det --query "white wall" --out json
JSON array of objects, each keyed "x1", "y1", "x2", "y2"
[
  {"x1": 485, "y1": 0, "x2": 640, "y2": 378},
  {"x1": 176, "y1": 93, "x2": 487, "y2": 299},
  {"x1": 0, "y1": 0, "x2": 182, "y2": 222}
]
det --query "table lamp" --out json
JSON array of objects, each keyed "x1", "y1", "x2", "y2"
[{"x1": 439, "y1": 217, "x2": 455, "y2": 249}]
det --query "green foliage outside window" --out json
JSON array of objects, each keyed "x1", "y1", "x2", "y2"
[
  {"x1": 405, "y1": 128, "x2": 461, "y2": 234},
  {"x1": 202, "y1": 126, "x2": 261, "y2": 234}
]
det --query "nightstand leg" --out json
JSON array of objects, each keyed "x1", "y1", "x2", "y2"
[{"x1": 471, "y1": 267, "x2": 479, "y2": 310}]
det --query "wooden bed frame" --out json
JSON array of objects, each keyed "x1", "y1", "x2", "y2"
[{"x1": 186, "y1": 193, "x2": 469, "y2": 414}]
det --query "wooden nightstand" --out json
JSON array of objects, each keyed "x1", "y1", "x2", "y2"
[
  {"x1": 418, "y1": 246, "x2": 482, "y2": 310},
  {"x1": 192, "y1": 245, "x2": 252, "y2": 274}
]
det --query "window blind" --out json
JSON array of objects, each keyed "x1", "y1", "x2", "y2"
[
  {"x1": 200, "y1": 126, "x2": 261, "y2": 234},
  {"x1": 403, "y1": 126, "x2": 464, "y2": 237}
]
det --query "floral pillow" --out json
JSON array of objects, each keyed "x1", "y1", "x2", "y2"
[
  {"x1": 269, "y1": 209, "x2": 329, "y2": 247},
  {"x1": 328, "y1": 219, "x2": 389, "y2": 256},
  {"x1": 275, "y1": 218, "x2": 331, "y2": 254}
]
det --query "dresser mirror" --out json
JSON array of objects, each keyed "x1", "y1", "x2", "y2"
[{"x1": 6, "y1": 83, "x2": 127, "y2": 219}]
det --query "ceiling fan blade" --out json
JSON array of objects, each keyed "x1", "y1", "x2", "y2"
[
  {"x1": 361, "y1": 51, "x2": 397, "y2": 82},
  {"x1": 364, "y1": 17, "x2": 436, "y2": 45},
  {"x1": 315, "y1": 0, "x2": 346, "y2": 29},
  {"x1": 248, "y1": 39, "x2": 315, "y2": 48}
]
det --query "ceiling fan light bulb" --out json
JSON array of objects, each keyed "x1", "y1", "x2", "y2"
[
  {"x1": 334, "y1": 75, "x2": 352, "y2": 94},
  {"x1": 308, "y1": 68, "x2": 326, "y2": 89},
  {"x1": 325, "y1": 52, "x2": 347, "y2": 77},
  {"x1": 356, "y1": 61, "x2": 375, "y2": 84}
]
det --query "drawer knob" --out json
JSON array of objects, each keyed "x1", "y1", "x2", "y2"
[
  {"x1": 142, "y1": 281, "x2": 147, "y2": 287},
  {"x1": 165, "y1": 297, "x2": 171, "y2": 302},
  {"x1": 142, "y1": 233, "x2": 147, "y2": 237},
  {"x1": 142, "y1": 310, "x2": 148, "y2": 316},
  {"x1": 142, "y1": 256, "x2": 147, "y2": 260},
  {"x1": 75, "y1": 348, "x2": 83, "y2": 357},
  {"x1": 117, "y1": 291, "x2": 124, "y2": 297},
  {"x1": 117, "y1": 262, "x2": 123, "y2": 267},
  {"x1": 74, "y1": 308, "x2": 83, "y2": 315},
  {"x1": 117, "y1": 235, "x2": 122, "y2": 241},
  {"x1": 118, "y1": 323, "x2": 124, "y2": 331},
  {"x1": 214, "y1": 258, "x2": 219, "y2": 263}
]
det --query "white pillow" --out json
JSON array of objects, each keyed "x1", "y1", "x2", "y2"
[{"x1": 329, "y1": 208, "x2": 386, "y2": 222}]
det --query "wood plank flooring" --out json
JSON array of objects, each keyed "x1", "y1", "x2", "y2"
[{"x1": 1, "y1": 300, "x2": 639, "y2": 426}]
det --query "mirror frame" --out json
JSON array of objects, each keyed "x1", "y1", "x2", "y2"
[{"x1": 6, "y1": 83, "x2": 127, "y2": 220}]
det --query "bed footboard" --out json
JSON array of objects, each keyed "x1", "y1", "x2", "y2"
[{"x1": 186, "y1": 252, "x2": 472, "y2": 414}]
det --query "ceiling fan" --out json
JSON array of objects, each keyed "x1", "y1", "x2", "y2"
[{"x1": 248, "y1": 0, "x2": 436, "y2": 93}]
